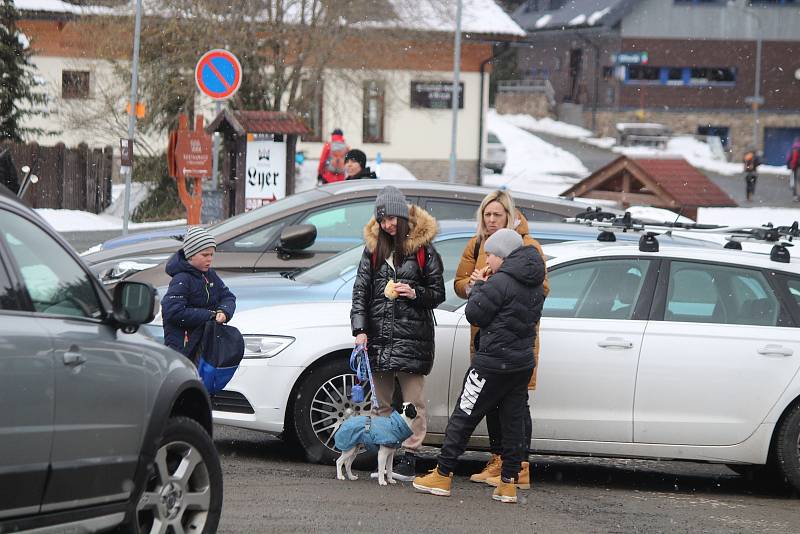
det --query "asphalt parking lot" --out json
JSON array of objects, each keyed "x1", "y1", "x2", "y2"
[{"x1": 213, "y1": 426, "x2": 799, "y2": 534}]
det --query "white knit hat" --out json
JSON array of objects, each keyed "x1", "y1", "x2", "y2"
[{"x1": 182, "y1": 226, "x2": 216, "y2": 258}]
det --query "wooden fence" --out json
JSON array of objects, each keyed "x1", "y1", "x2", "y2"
[{"x1": 2, "y1": 142, "x2": 114, "y2": 213}]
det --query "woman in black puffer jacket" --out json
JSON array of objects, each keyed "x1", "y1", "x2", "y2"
[{"x1": 350, "y1": 186, "x2": 445, "y2": 478}]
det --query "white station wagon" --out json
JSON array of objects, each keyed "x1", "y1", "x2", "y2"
[{"x1": 214, "y1": 238, "x2": 800, "y2": 492}]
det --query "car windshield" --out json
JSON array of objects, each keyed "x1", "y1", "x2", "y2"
[
  {"x1": 487, "y1": 133, "x2": 501, "y2": 144},
  {"x1": 208, "y1": 188, "x2": 327, "y2": 238},
  {"x1": 294, "y1": 244, "x2": 363, "y2": 284}
]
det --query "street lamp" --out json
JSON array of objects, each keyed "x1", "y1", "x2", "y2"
[{"x1": 728, "y1": 0, "x2": 762, "y2": 151}]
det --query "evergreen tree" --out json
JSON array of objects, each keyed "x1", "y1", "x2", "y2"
[{"x1": 0, "y1": 0, "x2": 46, "y2": 141}]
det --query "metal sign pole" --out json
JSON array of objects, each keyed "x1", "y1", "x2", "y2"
[
  {"x1": 448, "y1": 0, "x2": 463, "y2": 185},
  {"x1": 211, "y1": 100, "x2": 222, "y2": 189},
  {"x1": 122, "y1": 0, "x2": 143, "y2": 236}
]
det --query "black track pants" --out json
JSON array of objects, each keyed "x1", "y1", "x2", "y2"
[{"x1": 437, "y1": 366, "x2": 532, "y2": 481}]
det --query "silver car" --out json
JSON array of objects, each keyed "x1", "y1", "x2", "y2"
[
  {"x1": 0, "y1": 186, "x2": 222, "y2": 533},
  {"x1": 485, "y1": 132, "x2": 506, "y2": 174}
]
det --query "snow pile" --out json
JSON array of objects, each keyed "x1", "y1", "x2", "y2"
[
  {"x1": 36, "y1": 209, "x2": 185, "y2": 233},
  {"x1": 697, "y1": 207, "x2": 800, "y2": 228},
  {"x1": 613, "y1": 136, "x2": 790, "y2": 177},
  {"x1": 103, "y1": 183, "x2": 152, "y2": 218},
  {"x1": 484, "y1": 111, "x2": 588, "y2": 197},
  {"x1": 14, "y1": 0, "x2": 113, "y2": 15},
  {"x1": 588, "y1": 8, "x2": 612, "y2": 25},
  {"x1": 535, "y1": 14, "x2": 552, "y2": 28},
  {"x1": 500, "y1": 114, "x2": 593, "y2": 139}
]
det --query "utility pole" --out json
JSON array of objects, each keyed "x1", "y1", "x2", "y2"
[
  {"x1": 122, "y1": 0, "x2": 143, "y2": 235},
  {"x1": 448, "y1": 0, "x2": 463, "y2": 184},
  {"x1": 729, "y1": 0, "x2": 762, "y2": 150}
]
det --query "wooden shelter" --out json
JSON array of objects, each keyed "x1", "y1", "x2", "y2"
[
  {"x1": 206, "y1": 110, "x2": 309, "y2": 217},
  {"x1": 562, "y1": 156, "x2": 736, "y2": 220}
]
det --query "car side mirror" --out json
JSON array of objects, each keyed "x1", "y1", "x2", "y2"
[
  {"x1": 278, "y1": 224, "x2": 317, "y2": 254},
  {"x1": 112, "y1": 281, "x2": 157, "y2": 333}
]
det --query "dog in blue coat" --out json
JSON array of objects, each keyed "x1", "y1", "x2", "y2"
[{"x1": 334, "y1": 402, "x2": 418, "y2": 485}]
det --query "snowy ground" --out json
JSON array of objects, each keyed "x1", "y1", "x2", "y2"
[
  {"x1": 36, "y1": 183, "x2": 185, "y2": 232},
  {"x1": 501, "y1": 111, "x2": 791, "y2": 178},
  {"x1": 484, "y1": 110, "x2": 588, "y2": 196}
]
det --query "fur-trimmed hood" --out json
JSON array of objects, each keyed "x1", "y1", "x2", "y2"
[{"x1": 362, "y1": 204, "x2": 438, "y2": 254}]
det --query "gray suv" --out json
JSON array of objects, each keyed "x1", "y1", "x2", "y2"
[{"x1": 0, "y1": 187, "x2": 222, "y2": 533}]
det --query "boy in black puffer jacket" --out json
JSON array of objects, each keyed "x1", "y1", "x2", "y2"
[
  {"x1": 413, "y1": 229, "x2": 544, "y2": 503},
  {"x1": 162, "y1": 227, "x2": 236, "y2": 359}
]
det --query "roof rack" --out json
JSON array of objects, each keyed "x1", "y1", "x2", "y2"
[{"x1": 564, "y1": 208, "x2": 799, "y2": 263}]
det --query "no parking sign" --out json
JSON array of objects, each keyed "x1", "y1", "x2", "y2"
[{"x1": 195, "y1": 49, "x2": 242, "y2": 100}]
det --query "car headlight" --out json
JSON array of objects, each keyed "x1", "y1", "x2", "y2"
[
  {"x1": 242, "y1": 335, "x2": 295, "y2": 358},
  {"x1": 100, "y1": 259, "x2": 165, "y2": 285}
]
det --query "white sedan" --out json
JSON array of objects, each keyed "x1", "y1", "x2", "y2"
[{"x1": 217, "y1": 240, "x2": 800, "y2": 491}]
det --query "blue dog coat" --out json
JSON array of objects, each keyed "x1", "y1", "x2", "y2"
[{"x1": 334, "y1": 411, "x2": 412, "y2": 453}]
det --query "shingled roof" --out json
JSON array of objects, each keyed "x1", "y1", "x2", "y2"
[
  {"x1": 206, "y1": 110, "x2": 309, "y2": 137},
  {"x1": 562, "y1": 156, "x2": 736, "y2": 219}
]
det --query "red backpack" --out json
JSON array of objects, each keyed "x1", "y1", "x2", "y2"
[
  {"x1": 371, "y1": 247, "x2": 427, "y2": 272},
  {"x1": 326, "y1": 140, "x2": 348, "y2": 175}
]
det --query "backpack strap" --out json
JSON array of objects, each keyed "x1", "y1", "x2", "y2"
[{"x1": 473, "y1": 237, "x2": 482, "y2": 263}]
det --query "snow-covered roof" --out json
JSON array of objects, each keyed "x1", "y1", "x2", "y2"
[
  {"x1": 13, "y1": 0, "x2": 114, "y2": 15},
  {"x1": 15, "y1": 0, "x2": 525, "y2": 37},
  {"x1": 513, "y1": 0, "x2": 638, "y2": 32}
]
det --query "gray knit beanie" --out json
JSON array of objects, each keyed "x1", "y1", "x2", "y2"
[
  {"x1": 375, "y1": 185, "x2": 409, "y2": 220},
  {"x1": 484, "y1": 228, "x2": 522, "y2": 259},
  {"x1": 183, "y1": 226, "x2": 216, "y2": 259}
]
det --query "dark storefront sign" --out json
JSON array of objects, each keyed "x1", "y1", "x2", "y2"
[{"x1": 410, "y1": 81, "x2": 464, "y2": 109}]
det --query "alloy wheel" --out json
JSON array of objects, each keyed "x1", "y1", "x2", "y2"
[
  {"x1": 136, "y1": 440, "x2": 212, "y2": 534},
  {"x1": 309, "y1": 372, "x2": 373, "y2": 451}
]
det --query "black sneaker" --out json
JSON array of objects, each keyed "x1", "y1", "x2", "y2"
[
  {"x1": 392, "y1": 452, "x2": 417, "y2": 482},
  {"x1": 370, "y1": 452, "x2": 417, "y2": 482}
]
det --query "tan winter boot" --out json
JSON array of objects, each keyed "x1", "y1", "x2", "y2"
[
  {"x1": 485, "y1": 461, "x2": 531, "y2": 490},
  {"x1": 470, "y1": 454, "x2": 502, "y2": 484}
]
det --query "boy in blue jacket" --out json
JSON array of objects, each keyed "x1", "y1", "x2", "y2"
[
  {"x1": 413, "y1": 229, "x2": 544, "y2": 504},
  {"x1": 162, "y1": 226, "x2": 236, "y2": 358}
]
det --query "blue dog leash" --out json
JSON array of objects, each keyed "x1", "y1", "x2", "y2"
[{"x1": 350, "y1": 344, "x2": 379, "y2": 410}]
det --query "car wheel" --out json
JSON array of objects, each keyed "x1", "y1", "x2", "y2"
[
  {"x1": 292, "y1": 357, "x2": 374, "y2": 464},
  {"x1": 132, "y1": 416, "x2": 223, "y2": 534},
  {"x1": 775, "y1": 403, "x2": 800, "y2": 493}
]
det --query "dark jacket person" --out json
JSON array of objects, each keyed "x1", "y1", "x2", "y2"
[
  {"x1": 350, "y1": 185, "x2": 445, "y2": 479},
  {"x1": 162, "y1": 227, "x2": 236, "y2": 358},
  {"x1": 413, "y1": 229, "x2": 545, "y2": 502}
]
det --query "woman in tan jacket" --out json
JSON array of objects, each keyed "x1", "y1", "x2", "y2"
[{"x1": 453, "y1": 189, "x2": 549, "y2": 489}]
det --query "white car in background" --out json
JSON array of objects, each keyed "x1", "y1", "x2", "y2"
[
  {"x1": 484, "y1": 132, "x2": 506, "y2": 174},
  {"x1": 216, "y1": 240, "x2": 800, "y2": 492}
]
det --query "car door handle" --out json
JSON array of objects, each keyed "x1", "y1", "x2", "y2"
[
  {"x1": 597, "y1": 337, "x2": 634, "y2": 349},
  {"x1": 63, "y1": 351, "x2": 86, "y2": 366},
  {"x1": 757, "y1": 345, "x2": 793, "y2": 357}
]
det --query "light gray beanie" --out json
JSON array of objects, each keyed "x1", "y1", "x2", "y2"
[
  {"x1": 183, "y1": 226, "x2": 216, "y2": 259},
  {"x1": 484, "y1": 228, "x2": 522, "y2": 259},
  {"x1": 375, "y1": 186, "x2": 409, "y2": 221}
]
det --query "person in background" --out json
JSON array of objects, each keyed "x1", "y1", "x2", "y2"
[
  {"x1": 317, "y1": 129, "x2": 349, "y2": 185},
  {"x1": 413, "y1": 229, "x2": 545, "y2": 503},
  {"x1": 162, "y1": 227, "x2": 236, "y2": 359},
  {"x1": 742, "y1": 148, "x2": 761, "y2": 202},
  {"x1": 344, "y1": 149, "x2": 378, "y2": 180},
  {"x1": 452, "y1": 189, "x2": 549, "y2": 490},
  {"x1": 350, "y1": 186, "x2": 445, "y2": 481},
  {"x1": 787, "y1": 137, "x2": 800, "y2": 201}
]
